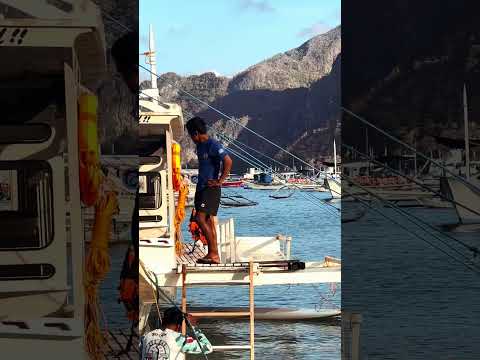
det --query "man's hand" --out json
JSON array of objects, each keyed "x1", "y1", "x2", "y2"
[
  {"x1": 207, "y1": 179, "x2": 222, "y2": 187},
  {"x1": 187, "y1": 314, "x2": 198, "y2": 326}
]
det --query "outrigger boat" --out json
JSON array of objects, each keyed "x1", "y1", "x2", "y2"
[
  {"x1": 0, "y1": 1, "x2": 135, "y2": 358},
  {"x1": 138, "y1": 26, "x2": 341, "y2": 358}
]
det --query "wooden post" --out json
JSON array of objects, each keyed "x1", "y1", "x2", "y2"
[
  {"x1": 249, "y1": 261, "x2": 255, "y2": 360},
  {"x1": 286, "y1": 236, "x2": 292, "y2": 259},
  {"x1": 181, "y1": 265, "x2": 187, "y2": 336},
  {"x1": 351, "y1": 313, "x2": 362, "y2": 360}
]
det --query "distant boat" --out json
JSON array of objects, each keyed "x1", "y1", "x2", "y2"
[
  {"x1": 222, "y1": 180, "x2": 244, "y2": 188},
  {"x1": 324, "y1": 176, "x2": 341, "y2": 199},
  {"x1": 244, "y1": 182, "x2": 285, "y2": 190},
  {"x1": 441, "y1": 85, "x2": 480, "y2": 224},
  {"x1": 244, "y1": 172, "x2": 285, "y2": 190}
]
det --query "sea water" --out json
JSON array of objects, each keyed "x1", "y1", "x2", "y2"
[{"x1": 342, "y1": 204, "x2": 480, "y2": 360}]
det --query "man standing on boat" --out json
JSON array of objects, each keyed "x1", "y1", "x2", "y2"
[{"x1": 186, "y1": 116, "x2": 232, "y2": 264}]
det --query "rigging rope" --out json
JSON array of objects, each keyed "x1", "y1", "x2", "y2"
[
  {"x1": 342, "y1": 175, "x2": 480, "y2": 273},
  {"x1": 223, "y1": 142, "x2": 340, "y2": 215},
  {"x1": 216, "y1": 131, "x2": 341, "y2": 215},
  {"x1": 138, "y1": 63, "x2": 341, "y2": 183}
]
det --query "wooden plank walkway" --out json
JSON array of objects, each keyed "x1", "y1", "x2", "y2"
[
  {"x1": 176, "y1": 243, "x2": 207, "y2": 265},
  {"x1": 103, "y1": 329, "x2": 140, "y2": 359}
]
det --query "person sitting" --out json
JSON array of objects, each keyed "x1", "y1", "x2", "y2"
[{"x1": 140, "y1": 307, "x2": 213, "y2": 360}]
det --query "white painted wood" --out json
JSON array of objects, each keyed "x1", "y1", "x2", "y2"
[
  {"x1": 64, "y1": 62, "x2": 84, "y2": 320},
  {"x1": 235, "y1": 236, "x2": 286, "y2": 261},
  {"x1": 146, "y1": 262, "x2": 340, "y2": 287},
  {"x1": 446, "y1": 177, "x2": 480, "y2": 223}
]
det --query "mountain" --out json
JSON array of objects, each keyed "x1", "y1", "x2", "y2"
[
  {"x1": 342, "y1": 2, "x2": 480, "y2": 156},
  {"x1": 142, "y1": 26, "x2": 341, "y2": 168},
  {"x1": 228, "y1": 26, "x2": 340, "y2": 92}
]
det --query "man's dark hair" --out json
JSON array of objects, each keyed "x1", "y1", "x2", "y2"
[
  {"x1": 186, "y1": 117, "x2": 207, "y2": 135},
  {"x1": 111, "y1": 31, "x2": 139, "y2": 72},
  {"x1": 162, "y1": 307, "x2": 184, "y2": 327}
]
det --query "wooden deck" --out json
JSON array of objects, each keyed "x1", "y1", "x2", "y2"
[
  {"x1": 103, "y1": 329, "x2": 140, "y2": 359},
  {"x1": 176, "y1": 243, "x2": 207, "y2": 265}
]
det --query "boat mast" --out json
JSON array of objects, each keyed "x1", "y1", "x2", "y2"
[
  {"x1": 141, "y1": 24, "x2": 159, "y2": 102},
  {"x1": 149, "y1": 24, "x2": 157, "y2": 90},
  {"x1": 333, "y1": 138, "x2": 337, "y2": 175},
  {"x1": 365, "y1": 127, "x2": 369, "y2": 176},
  {"x1": 463, "y1": 83, "x2": 470, "y2": 180}
]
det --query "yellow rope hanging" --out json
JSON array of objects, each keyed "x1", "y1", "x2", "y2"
[
  {"x1": 78, "y1": 93, "x2": 123, "y2": 358},
  {"x1": 84, "y1": 190, "x2": 119, "y2": 359}
]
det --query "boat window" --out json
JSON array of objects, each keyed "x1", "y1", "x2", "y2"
[
  {"x1": 139, "y1": 172, "x2": 161, "y2": 209},
  {"x1": 140, "y1": 156, "x2": 161, "y2": 165},
  {"x1": 0, "y1": 264, "x2": 55, "y2": 281},
  {"x1": 0, "y1": 124, "x2": 52, "y2": 144},
  {"x1": 0, "y1": 161, "x2": 54, "y2": 250},
  {"x1": 139, "y1": 135, "x2": 166, "y2": 157}
]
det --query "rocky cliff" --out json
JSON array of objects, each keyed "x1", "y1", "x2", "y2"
[{"x1": 97, "y1": 0, "x2": 138, "y2": 155}]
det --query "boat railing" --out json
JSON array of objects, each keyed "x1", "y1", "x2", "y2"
[
  {"x1": 215, "y1": 218, "x2": 292, "y2": 263},
  {"x1": 215, "y1": 218, "x2": 236, "y2": 263}
]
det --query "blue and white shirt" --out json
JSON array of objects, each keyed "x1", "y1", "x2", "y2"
[
  {"x1": 196, "y1": 137, "x2": 227, "y2": 191},
  {"x1": 140, "y1": 327, "x2": 213, "y2": 360}
]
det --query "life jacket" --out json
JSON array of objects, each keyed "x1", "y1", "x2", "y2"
[
  {"x1": 188, "y1": 210, "x2": 208, "y2": 246},
  {"x1": 118, "y1": 244, "x2": 139, "y2": 322},
  {"x1": 118, "y1": 192, "x2": 139, "y2": 322}
]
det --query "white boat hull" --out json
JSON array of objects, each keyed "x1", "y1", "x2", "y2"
[
  {"x1": 188, "y1": 307, "x2": 340, "y2": 320},
  {"x1": 325, "y1": 178, "x2": 341, "y2": 198},
  {"x1": 445, "y1": 177, "x2": 480, "y2": 224}
]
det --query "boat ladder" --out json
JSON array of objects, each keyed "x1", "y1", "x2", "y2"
[{"x1": 181, "y1": 261, "x2": 256, "y2": 359}]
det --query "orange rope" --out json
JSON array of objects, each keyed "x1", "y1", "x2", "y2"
[{"x1": 174, "y1": 177, "x2": 189, "y2": 256}]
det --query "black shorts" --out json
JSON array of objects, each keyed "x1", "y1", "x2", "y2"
[{"x1": 194, "y1": 186, "x2": 221, "y2": 216}]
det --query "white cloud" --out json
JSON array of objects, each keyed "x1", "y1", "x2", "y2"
[{"x1": 297, "y1": 21, "x2": 331, "y2": 38}]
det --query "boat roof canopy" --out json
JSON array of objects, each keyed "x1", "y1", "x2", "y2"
[
  {"x1": 139, "y1": 101, "x2": 184, "y2": 140},
  {"x1": 0, "y1": 1, "x2": 106, "y2": 90}
]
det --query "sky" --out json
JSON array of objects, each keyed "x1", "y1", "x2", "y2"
[{"x1": 139, "y1": 0, "x2": 340, "y2": 80}]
